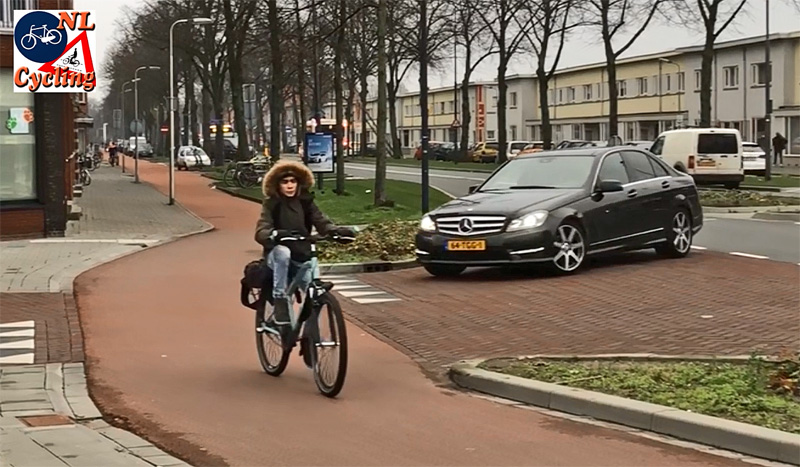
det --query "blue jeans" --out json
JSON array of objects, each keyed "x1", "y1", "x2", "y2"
[{"x1": 267, "y1": 245, "x2": 312, "y2": 300}]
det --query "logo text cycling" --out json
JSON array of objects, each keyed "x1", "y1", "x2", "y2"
[{"x1": 13, "y1": 10, "x2": 97, "y2": 93}]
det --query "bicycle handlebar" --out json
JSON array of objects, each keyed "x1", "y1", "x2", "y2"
[{"x1": 271, "y1": 232, "x2": 356, "y2": 244}]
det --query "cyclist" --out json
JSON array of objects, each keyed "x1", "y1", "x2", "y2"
[
  {"x1": 255, "y1": 160, "x2": 354, "y2": 328},
  {"x1": 107, "y1": 141, "x2": 118, "y2": 166}
]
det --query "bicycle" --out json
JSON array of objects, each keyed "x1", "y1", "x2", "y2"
[
  {"x1": 222, "y1": 157, "x2": 273, "y2": 188},
  {"x1": 240, "y1": 233, "x2": 354, "y2": 397},
  {"x1": 20, "y1": 25, "x2": 62, "y2": 51}
]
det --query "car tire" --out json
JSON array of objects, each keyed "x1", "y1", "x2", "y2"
[
  {"x1": 724, "y1": 182, "x2": 740, "y2": 189},
  {"x1": 551, "y1": 221, "x2": 586, "y2": 274},
  {"x1": 423, "y1": 264, "x2": 466, "y2": 277},
  {"x1": 656, "y1": 209, "x2": 692, "y2": 258}
]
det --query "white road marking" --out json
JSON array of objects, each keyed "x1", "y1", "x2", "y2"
[
  {"x1": 0, "y1": 339, "x2": 34, "y2": 349},
  {"x1": 325, "y1": 279, "x2": 360, "y2": 284},
  {"x1": 0, "y1": 321, "x2": 35, "y2": 328},
  {"x1": 330, "y1": 284, "x2": 372, "y2": 290},
  {"x1": 338, "y1": 290, "x2": 388, "y2": 298},
  {"x1": 729, "y1": 252, "x2": 769, "y2": 260},
  {"x1": 0, "y1": 354, "x2": 35, "y2": 364},
  {"x1": 351, "y1": 297, "x2": 402, "y2": 304},
  {"x1": 0, "y1": 329, "x2": 35, "y2": 337},
  {"x1": 690, "y1": 246, "x2": 707, "y2": 250}
]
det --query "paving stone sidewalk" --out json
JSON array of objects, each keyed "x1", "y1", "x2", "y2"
[{"x1": 1, "y1": 164, "x2": 210, "y2": 466}]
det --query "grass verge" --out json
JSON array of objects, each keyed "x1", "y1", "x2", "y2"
[
  {"x1": 699, "y1": 190, "x2": 799, "y2": 207},
  {"x1": 744, "y1": 175, "x2": 800, "y2": 189},
  {"x1": 348, "y1": 156, "x2": 496, "y2": 173},
  {"x1": 481, "y1": 355, "x2": 800, "y2": 434}
]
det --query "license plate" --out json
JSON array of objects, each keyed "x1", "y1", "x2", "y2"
[
  {"x1": 447, "y1": 240, "x2": 486, "y2": 251},
  {"x1": 697, "y1": 159, "x2": 716, "y2": 167}
]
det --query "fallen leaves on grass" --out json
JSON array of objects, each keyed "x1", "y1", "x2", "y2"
[{"x1": 318, "y1": 220, "x2": 418, "y2": 263}]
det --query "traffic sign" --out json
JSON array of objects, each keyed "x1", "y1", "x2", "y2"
[
  {"x1": 129, "y1": 119, "x2": 144, "y2": 135},
  {"x1": 160, "y1": 125, "x2": 168, "y2": 133},
  {"x1": 450, "y1": 118, "x2": 460, "y2": 128}
]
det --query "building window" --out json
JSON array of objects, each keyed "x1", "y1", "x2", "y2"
[
  {"x1": 597, "y1": 82, "x2": 603, "y2": 99},
  {"x1": 637, "y1": 77, "x2": 648, "y2": 96},
  {"x1": 723, "y1": 66, "x2": 739, "y2": 89},
  {"x1": 0, "y1": 69, "x2": 37, "y2": 202},
  {"x1": 510, "y1": 125, "x2": 517, "y2": 140},
  {"x1": 694, "y1": 69, "x2": 701, "y2": 90},
  {"x1": 438, "y1": 102, "x2": 445, "y2": 114},
  {"x1": 752, "y1": 62, "x2": 771, "y2": 86},
  {"x1": 617, "y1": 80, "x2": 627, "y2": 98},
  {"x1": 677, "y1": 72, "x2": 685, "y2": 91},
  {"x1": 583, "y1": 84, "x2": 592, "y2": 101},
  {"x1": 558, "y1": 88, "x2": 564, "y2": 104},
  {"x1": 487, "y1": 130, "x2": 495, "y2": 140},
  {"x1": 567, "y1": 87, "x2": 576, "y2": 103},
  {"x1": 492, "y1": 95, "x2": 497, "y2": 107},
  {"x1": 510, "y1": 92, "x2": 517, "y2": 108},
  {"x1": 572, "y1": 124, "x2": 581, "y2": 139},
  {"x1": 666, "y1": 74, "x2": 672, "y2": 92},
  {"x1": 449, "y1": 100, "x2": 455, "y2": 113}
]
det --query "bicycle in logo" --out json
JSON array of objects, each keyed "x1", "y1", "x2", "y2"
[{"x1": 20, "y1": 24, "x2": 62, "y2": 51}]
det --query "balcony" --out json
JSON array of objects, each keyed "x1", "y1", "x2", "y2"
[{"x1": 1, "y1": 0, "x2": 38, "y2": 34}]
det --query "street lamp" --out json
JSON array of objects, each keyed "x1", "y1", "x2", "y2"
[
  {"x1": 134, "y1": 65, "x2": 161, "y2": 183},
  {"x1": 169, "y1": 17, "x2": 213, "y2": 205},
  {"x1": 120, "y1": 78, "x2": 140, "y2": 173},
  {"x1": 659, "y1": 58, "x2": 682, "y2": 129}
]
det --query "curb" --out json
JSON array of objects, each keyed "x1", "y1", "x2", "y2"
[
  {"x1": 319, "y1": 258, "x2": 419, "y2": 274},
  {"x1": 702, "y1": 205, "x2": 800, "y2": 214},
  {"x1": 449, "y1": 361, "x2": 800, "y2": 465}
]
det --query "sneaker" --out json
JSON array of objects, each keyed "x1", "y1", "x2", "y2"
[{"x1": 272, "y1": 298, "x2": 291, "y2": 325}]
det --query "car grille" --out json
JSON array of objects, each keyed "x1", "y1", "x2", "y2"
[{"x1": 436, "y1": 215, "x2": 507, "y2": 236}]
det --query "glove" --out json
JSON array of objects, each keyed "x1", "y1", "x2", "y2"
[{"x1": 334, "y1": 227, "x2": 356, "y2": 238}]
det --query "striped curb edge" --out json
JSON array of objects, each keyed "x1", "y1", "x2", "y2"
[{"x1": 449, "y1": 359, "x2": 800, "y2": 465}]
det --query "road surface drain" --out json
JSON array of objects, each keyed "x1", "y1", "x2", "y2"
[{"x1": 19, "y1": 414, "x2": 74, "y2": 427}]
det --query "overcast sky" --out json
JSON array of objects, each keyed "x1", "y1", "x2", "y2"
[{"x1": 77, "y1": 0, "x2": 800, "y2": 103}]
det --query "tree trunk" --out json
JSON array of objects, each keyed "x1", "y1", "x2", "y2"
[
  {"x1": 375, "y1": 0, "x2": 388, "y2": 205},
  {"x1": 605, "y1": 44, "x2": 619, "y2": 139},
  {"x1": 359, "y1": 75, "x2": 369, "y2": 156},
  {"x1": 294, "y1": 0, "x2": 306, "y2": 156},
  {"x1": 388, "y1": 85, "x2": 402, "y2": 158},
  {"x1": 460, "y1": 46, "x2": 472, "y2": 159},
  {"x1": 496, "y1": 57, "x2": 508, "y2": 163},
  {"x1": 182, "y1": 72, "x2": 191, "y2": 146},
  {"x1": 700, "y1": 33, "x2": 715, "y2": 127},
  {"x1": 346, "y1": 77, "x2": 356, "y2": 158},
  {"x1": 334, "y1": 0, "x2": 346, "y2": 194},
  {"x1": 268, "y1": 0, "x2": 283, "y2": 161},
  {"x1": 213, "y1": 99, "x2": 226, "y2": 166},
  {"x1": 537, "y1": 68, "x2": 553, "y2": 149},
  {"x1": 187, "y1": 65, "x2": 201, "y2": 147},
  {"x1": 223, "y1": 0, "x2": 249, "y2": 160},
  {"x1": 201, "y1": 85, "x2": 212, "y2": 155},
  {"x1": 256, "y1": 84, "x2": 266, "y2": 152}
]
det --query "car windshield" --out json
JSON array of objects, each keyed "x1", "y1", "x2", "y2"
[
  {"x1": 479, "y1": 155, "x2": 596, "y2": 191},
  {"x1": 509, "y1": 142, "x2": 527, "y2": 151}
]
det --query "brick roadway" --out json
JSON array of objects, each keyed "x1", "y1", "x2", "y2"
[
  {"x1": 0, "y1": 293, "x2": 84, "y2": 363},
  {"x1": 348, "y1": 252, "x2": 800, "y2": 374},
  {"x1": 75, "y1": 157, "x2": 750, "y2": 466}
]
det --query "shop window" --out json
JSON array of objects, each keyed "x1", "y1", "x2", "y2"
[{"x1": 0, "y1": 69, "x2": 36, "y2": 201}]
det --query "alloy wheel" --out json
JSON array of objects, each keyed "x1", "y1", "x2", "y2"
[
  {"x1": 672, "y1": 211, "x2": 691, "y2": 253},
  {"x1": 553, "y1": 224, "x2": 585, "y2": 272}
]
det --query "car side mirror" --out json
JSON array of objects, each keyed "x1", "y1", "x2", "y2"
[
  {"x1": 596, "y1": 180, "x2": 624, "y2": 193},
  {"x1": 468, "y1": 184, "x2": 479, "y2": 194}
]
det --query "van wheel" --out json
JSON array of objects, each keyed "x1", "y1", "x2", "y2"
[
  {"x1": 424, "y1": 264, "x2": 466, "y2": 277},
  {"x1": 656, "y1": 209, "x2": 692, "y2": 258},
  {"x1": 724, "y1": 182, "x2": 740, "y2": 189}
]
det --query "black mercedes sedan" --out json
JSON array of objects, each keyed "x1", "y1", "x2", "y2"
[{"x1": 415, "y1": 147, "x2": 703, "y2": 276}]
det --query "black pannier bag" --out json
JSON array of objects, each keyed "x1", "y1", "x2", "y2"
[{"x1": 240, "y1": 258, "x2": 274, "y2": 309}]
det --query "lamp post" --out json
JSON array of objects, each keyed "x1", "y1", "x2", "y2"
[
  {"x1": 659, "y1": 58, "x2": 682, "y2": 128},
  {"x1": 134, "y1": 65, "x2": 161, "y2": 183},
  {"x1": 169, "y1": 17, "x2": 213, "y2": 205},
  {"x1": 120, "y1": 79, "x2": 139, "y2": 173},
  {"x1": 764, "y1": 0, "x2": 772, "y2": 181}
]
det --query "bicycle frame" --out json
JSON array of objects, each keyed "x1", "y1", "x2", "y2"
[
  {"x1": 260, "y1": 253, "x2": 325, "y2": 340},
  {"x1": 29, "y1": 25, "x2": 48, "y2": 38}
]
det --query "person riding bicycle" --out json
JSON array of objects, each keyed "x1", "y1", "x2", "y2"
[
  {"x1": 107, "y1": 141, "x2": 118, "y2": 166},
  {"x1": 255, "y1": 160, "x2": 354, "y2": 327}
]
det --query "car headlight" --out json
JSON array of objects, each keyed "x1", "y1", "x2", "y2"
[
  {"x1": 420, "y1": 214, "x2": 436, "y2": 232},
  {"x1": 507, "y1": 210, "x2": 548, "y2": 231}
]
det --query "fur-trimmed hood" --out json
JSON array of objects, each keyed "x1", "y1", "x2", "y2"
[{"x1": 262, "y1": 160, "x2": 315, "y2": 197}]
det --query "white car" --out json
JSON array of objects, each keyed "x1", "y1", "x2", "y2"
[
  {"x1": 176, "y1": 146, "x2": 212, "y2": 170},
  {"x1": 307, "y1": 152, "x2": 330, "y2": 164},
  {"x1": 742, "y1": 142, "x2": 766, "y2": 175},
  {"x1": 506, "y1": 141, "x2": 532, "y2": 159}
]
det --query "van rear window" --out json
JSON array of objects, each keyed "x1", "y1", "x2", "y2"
[{"x1": 697, "y1": 134, "x2": 738, "y2": 154}]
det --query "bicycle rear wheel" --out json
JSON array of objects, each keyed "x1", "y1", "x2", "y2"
[
  {"x1": 255, "y1": 302, "x2": 290, "y2": 376},
  {"x1": 310, "y1": 293, "x2": 348, "y2": 398}
]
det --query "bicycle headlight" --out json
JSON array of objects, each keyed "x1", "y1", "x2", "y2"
[
  {"x1": 507, "y1": 210, "x2": 548, "y2": 232},
  {"x1": 420, "y1": 214, "x2": 436, "y2": 232}
]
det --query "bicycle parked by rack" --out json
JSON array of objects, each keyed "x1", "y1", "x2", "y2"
[
  {"x1": 240, "y1": 232, "x2": 354, "y2": 397},
  {"x1": 222, "y1": 156, "x2": 273, "y2": 188}
]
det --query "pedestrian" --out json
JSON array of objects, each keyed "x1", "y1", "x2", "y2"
[
  {"x1": 107, "y1": 141, "x2": 118, "y2": 167},
  {"x1": 254, "y1": 161, "x2": 355, "y2": 329},
  {"x1": 772, "y1": 132, "x2": 787, "y2": 166}
]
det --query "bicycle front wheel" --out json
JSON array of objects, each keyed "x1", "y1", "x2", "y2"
[
  {"x1": 310, "y1": 293, "x2": 348, "y2": 398},
  {"x1": 222, "y1": 166, "x2": 237, "y2": 186}
]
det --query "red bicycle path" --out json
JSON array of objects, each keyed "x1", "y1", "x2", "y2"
[{"x1": 74, "y1": 156, "x2": 744, "y2": 466}]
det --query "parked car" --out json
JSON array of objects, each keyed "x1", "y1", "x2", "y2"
[
  {"x1": 506, "y1": 141, "x2": 533, "y2": 160},
  {"x1": 414, "y1": 141, "x2": 446, "y2": 160},
  {"x1": 518, "y1": 141, "x2": 546, "y2": 156},
  {"x1": 625, "y1": 140, "x2": 653, "y2": 150},
  {"x1": 468, "y1": 141, "x2": 500, "y2": 163},
  {"x1": 176, "y1": 145, "x2": 212, "y2": 170},
  {"x1": 649, "y1": 128, "x2": 744, "y2": 189},
  {"x1": 432, "y1": 142, "x2": 461, "y2": 161},
  {"x1": 415, "y1": 147, "x2": 703, "y2": 277},
  {"x1": 742, "y1": 142, "x2": 766, "y2": 175}
]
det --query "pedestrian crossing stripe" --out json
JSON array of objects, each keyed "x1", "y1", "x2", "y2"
[
  {"x1": 318, "y1": 275, "x2": 401, "y2": 305},
  {"x1": 0, "y1": 321, "x2": 35, "y2": 365}
]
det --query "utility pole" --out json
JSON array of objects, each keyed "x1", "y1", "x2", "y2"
[
  {"x1": 419, "y1": 0, "x2": 430, "y2": 213},
  {"x1": 764, "y1": 0, "x2": 772, "y2": 181}
]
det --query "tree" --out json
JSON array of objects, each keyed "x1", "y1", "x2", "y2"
[
  {"x1": 222, "y1": 0, "x2": 257, "y2": 159},
  {"x1": 453, "y1": 0, "x2": 497, "y2": 157},
  {"x1": 672, "y1": 0, "x2": 748, "y2": 127},
  {"x1": 476, "y1": 0, "x2": 532, "y2": 164},
  {"x1": 334, "y1": 0, "x2": 347, "y2": 194},
  {"x1": 582, "y1": 0, "x2": 666, "y2": 140},
  {"x1": 522, "y1": 0, "x2": 578, "y2": 149},
  {"x1": 267, "y1": 0, "x2": 284, "y2": 161},
  {"x1": 375, "y1": 0, "x2": 389, "y2": 206}
]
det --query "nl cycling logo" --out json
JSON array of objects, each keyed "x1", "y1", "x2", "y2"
[{"x1": 13, "y1": 10, "x2": 97, "y2": 93}]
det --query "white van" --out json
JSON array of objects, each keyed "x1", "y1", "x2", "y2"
[{"x1": 648, "y1": 128, "x2": 744, "y2": 189}]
